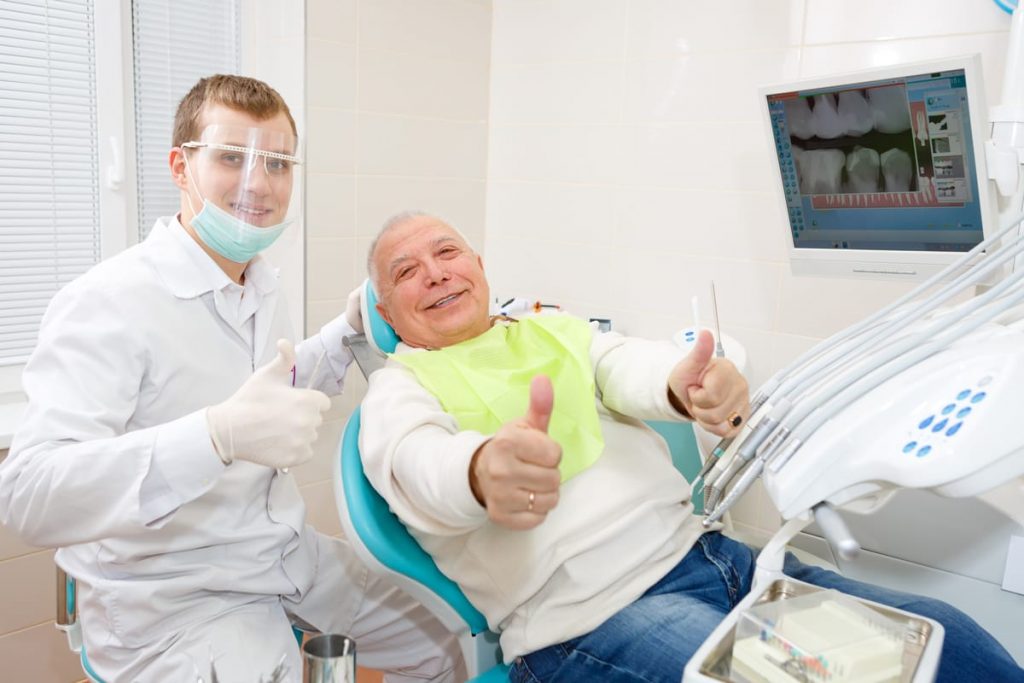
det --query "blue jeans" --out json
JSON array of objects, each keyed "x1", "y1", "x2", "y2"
[{"x1": 510, "y1": 532, "x2": 1023, "y2": 683}]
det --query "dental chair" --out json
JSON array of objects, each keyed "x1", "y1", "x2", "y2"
[{"x1": 333, "y1": 280, "x2": 824, "y2": 682}]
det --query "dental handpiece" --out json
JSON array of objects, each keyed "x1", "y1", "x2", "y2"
[
  {"x1": 702, "y1": 399, "x2": 791, "y2": 516},
  {"x1": 695, "y1": 386, "x2": 775, "y2": 490}
]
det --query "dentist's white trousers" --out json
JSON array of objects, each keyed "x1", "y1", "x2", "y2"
[{"x1": 83, "y1": 534, "x2": 465, "y2": 683}]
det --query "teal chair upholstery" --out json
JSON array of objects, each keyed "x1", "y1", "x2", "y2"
[{"x1": 336, "y1": 280, "x2": 507, "y2": 681}]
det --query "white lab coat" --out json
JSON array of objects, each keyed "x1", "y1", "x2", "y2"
[{"x1": 0, "y1": 217, "x2": 461, "y2": 682}]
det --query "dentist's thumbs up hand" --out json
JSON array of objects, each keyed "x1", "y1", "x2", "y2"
[
  {"x1": 469, "y1": 375, "x2": 562, "y2": 530},
  {"x1": 668, "y1": 330, "x2": 749, "y2": 437},
  {"x1": 207, "y1": 339, "x2": 332, "y2": 469}
]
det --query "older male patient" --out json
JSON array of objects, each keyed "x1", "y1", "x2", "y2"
[{"x1": 360, "y1": 211, "x2": 1024, "y2": 683}]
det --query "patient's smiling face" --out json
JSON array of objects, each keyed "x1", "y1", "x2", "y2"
[{"x1": 373, "y1": 216, "x2": 492, "y2": 349}]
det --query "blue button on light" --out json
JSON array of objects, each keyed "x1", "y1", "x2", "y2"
[
  {"x1": 956, "y1": 407, "x2": 972, "y2": 419},
  {"x1": 957, "y1": 389, "x2": 971, "y2": 400},
  {"x1": 941, "y1": 404, "x2": 956, "y2": 415},
  {"x1": 918, "y1": 416, "x2": 934, "y2": 429},
  {"x1": 946, "y1": 422, "x2": 963, "y2": 437},
  {"x1": 903, "y1": 441, "x2": 917, "y2": 453},
  {"x1": 917, "y1": 445, "x2": 932, "y2": 457},
  {"x1": 932, "y1": 418, "x2": 948, "y2": 432},
  {"x1": 971, "y1": 391, "x2": 987, "y2": 404}
]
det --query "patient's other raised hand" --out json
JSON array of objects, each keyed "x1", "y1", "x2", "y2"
[
  {"x1": 668, "y1": 330, "x2": 750, "y2": 437},
  {"x1": 468, "y1": 375, "x2": 562, "y2": 530}
]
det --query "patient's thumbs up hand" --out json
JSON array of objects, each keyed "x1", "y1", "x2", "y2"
[
  {"x1": 469, "y1": 374, "x2": 562, "y2": 531},
  {"x1": 668, "y1": 330, "x2": 749, "y2": 437},
  {"x1": 524, "y1": 375, "x2": 554, "y2": 432}
]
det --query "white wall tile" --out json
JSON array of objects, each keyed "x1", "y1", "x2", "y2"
[
  {"x1": 306, "y1": 173, "x2": 356, "y2": 240},
  {"x1": 488, "y1": 124, "x2": 627, "y2": 184},
  {"x1": 621, "y1": 122, "x2": 774, "y2": 191},
  {"x1": 803, "y1": 0, "x2": 1009, "y2": 45},
  {"x1": 306, "y1": 107, "x2": 357, "y2": 174},
  {"x1": 776, "y1": 271, "x2": 916, "y2": 338},
  {"x1": 626, "y1": 0, "x2": 806, "y2": 58},
  {"x1": 356, "y1": 177, "x2": 487, "y2": 241},
  {"x1": 490, "y1": 61, "x2": 626, "y2": 125},
  {"x1": 306, "y1": 238, "x2": 356, "y2": 301},
  {"x1": 307, "y1": 39, "x2": 357, "y2": 110},
  {"x1": 492, "y1": 0, "x2": 627, "y2": 63},
  {"x1": 800, "y1": 32, "x2": 1010, "y2": 108},
  {"x1": 622, "y1": 50, "x2": 800, "y2": 124},
  {"x1": 358, "y1": 49, "x2": 490, "y2": 121},
  {"x1": 486, "y1": 181, "x2": 617, "y2": 246},
  {"x1": 725, "y1": 326, "x2": 778, "y2": 397},
  {"x1": 611, "y1": 187, "x2": 788, "y2": 262},
  {"x1": 483, "y1": 238, "x2": 618, "y2": 312},
  {"x1": 359, "y1": 0, "x2": 491, "y2": 62},
  {"x1": 307, "y1": 0, "x2": 357, "y2": 45},
  {"x1": 604, "y1": 250, "x2": 783, "y2": 331},
  {"x1": 357, "y1": 114, "x2": 488, "y2": 178}
]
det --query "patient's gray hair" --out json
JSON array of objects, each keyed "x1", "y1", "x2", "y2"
[{"x1": 367, "y1": 210, "x2": 474, "y2": 294}]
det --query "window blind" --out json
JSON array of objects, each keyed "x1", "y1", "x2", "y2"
[
  {"x1": 0, "y1": 0, "x2": 100, "y2": 366},
  {"x1": 131, "y1": 0, "x2": 239, "y2": 240}
]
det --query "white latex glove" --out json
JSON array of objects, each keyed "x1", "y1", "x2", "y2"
[
  {"x1": 345, "y1": 285, "x2": 364, "y2": 334},
  {"x1": 206, "y1": 339, "x2": 332, "y2": 468}
]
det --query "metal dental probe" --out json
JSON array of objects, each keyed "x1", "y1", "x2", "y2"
[{"x1": 711, "y1": 281, "x2": 725, "y2": 359}]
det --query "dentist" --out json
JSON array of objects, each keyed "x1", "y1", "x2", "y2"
[{"x1": 0, "y1": 75, "x2": 460, "y2": 682}]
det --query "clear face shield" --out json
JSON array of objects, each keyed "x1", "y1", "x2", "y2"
[{"x1": 181, "y1": 125, "x2": 303, "y2": 262}]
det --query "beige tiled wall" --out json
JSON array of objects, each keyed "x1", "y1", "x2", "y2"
[{"x1": 302, "y1": 0, "x2": 492, "y2": 485}]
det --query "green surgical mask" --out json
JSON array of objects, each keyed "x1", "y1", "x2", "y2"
[{"x1": 394, "y1": 315, "x2": 605, "y2": 482}]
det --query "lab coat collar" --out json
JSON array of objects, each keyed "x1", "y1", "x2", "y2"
[{"x1": 145, "y1": 216, "x2": 280, "y2": 299}]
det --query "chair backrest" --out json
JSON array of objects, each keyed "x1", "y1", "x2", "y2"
[
  {"x1": 336, "y1": 406, "x2": 489, "y2": 635},
  {"x1": 360, "y1": 278, "x2": 400, "y2": 354}
]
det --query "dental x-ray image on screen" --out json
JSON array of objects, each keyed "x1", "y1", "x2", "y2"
[{"x1": 760, "y1": 55, "x2": 998, "y2": 281}]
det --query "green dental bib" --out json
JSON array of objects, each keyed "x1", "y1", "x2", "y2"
[{"x1": 393, "y1": 315, "x2": 605, "y2": 482}]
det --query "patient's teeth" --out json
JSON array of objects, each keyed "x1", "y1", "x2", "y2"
[
  {"x1": 845, "y1": 146, "x2": 880, "y2": 193},
  {"x1": 838, "y1": 90, "x2": 873, "y2": 137},
  {"x1": 868, "y1": 85, "x2": 911, "y2": 134},
  {"x1": 880, "y1": 148, "x2": 913, "y2": 192},
  {"x1": 811, "y1": 94, "x2": 845, "y2": 139}
]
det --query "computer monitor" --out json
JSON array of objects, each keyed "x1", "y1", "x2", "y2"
[{"x1": 760, "y1": 55, "x2": 998, "y2": 280}]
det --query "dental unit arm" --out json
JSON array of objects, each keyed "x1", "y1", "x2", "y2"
[{"x1": 683, "y1": 11, "x2": 1024, "y2": 674}]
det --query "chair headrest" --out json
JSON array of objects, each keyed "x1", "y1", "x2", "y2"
[{"x1": 360, "y1": 278, "x2": 401, "y2": 354}]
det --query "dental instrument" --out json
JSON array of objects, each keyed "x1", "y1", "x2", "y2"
[
  {"x1": 280, "y1": 348, "x2": 328, "y2": 475},
  {"x1": 710, "y1": 282, "x2": 725, "y2": 359}
]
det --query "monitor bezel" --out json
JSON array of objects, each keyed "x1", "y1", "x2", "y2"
[{"x1": 759, "y1": 54, "x2": 997, "y2": 281}]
